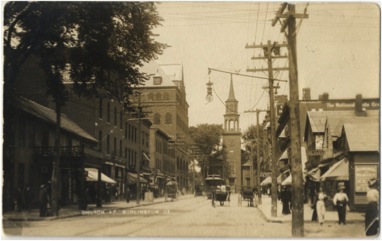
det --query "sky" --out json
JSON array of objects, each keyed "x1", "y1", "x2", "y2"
[{"x1": 151, "y1": 1, "x2": 380, "y2": 132}]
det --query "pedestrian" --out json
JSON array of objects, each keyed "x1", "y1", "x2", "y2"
[
  {"x1": 333, "y1": 182, "x2": 349, "y2": 225},
  {"x1": 316, "y1": 187, "x2": 327, "y2": 226},
  {"x1": 365, "y1": 178, "x2": 379, "y2": 236},
  {"x1": 311, "y1": 188, "x2": 318, "y2": 222},
  {"x1": 281, "y1": 186, "x2": 291, "y2": 215},
  {"x1": 24, "y1": 185, "x2": 33, "y2": 212},
  {"x1": 39, "y1": 184, "x2": 48, "y2": 217}
]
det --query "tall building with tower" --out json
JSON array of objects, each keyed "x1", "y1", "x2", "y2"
[{"x1": 222, "y1": 77, "x2": 242, "y2": 192}]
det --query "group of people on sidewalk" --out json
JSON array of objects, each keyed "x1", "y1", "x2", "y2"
[{"x1": 310, "y1": 178, "x2": 379, "y2": 237}]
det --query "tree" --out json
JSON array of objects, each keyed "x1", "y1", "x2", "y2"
[
  {"x1": 4, "y1": 2, "x2": 166, "y2": 215},
  {"x1": 189, "y1": 124, "x2": 227, "y2": 177}
]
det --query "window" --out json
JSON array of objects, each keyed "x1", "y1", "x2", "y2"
[
  {"x1": 165, "y1": 113, "x2": 172, "y2": 124},
  {"x1": 155, "y1": 92, "x2": 162, "y2": 101},
  {"x1": 148, "y1": 93, "x2": 154, "y2": 101},
  {"x1": 163, "y1": 92, "x2": 170, "y2": 100},
  {"x1": 153, "y1": 76, "x2": 162, "y2": 85},
  {"x1": 153, "y1": 113, "x2": 161, "y2": 124}
]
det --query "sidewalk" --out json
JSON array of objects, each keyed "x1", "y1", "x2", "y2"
[
  {"x1": 256, "y1": 195, "x2": 365, "y2": 224},
  {"x1": 3, "y1": 194, "x2": 193, "y2": 222}
]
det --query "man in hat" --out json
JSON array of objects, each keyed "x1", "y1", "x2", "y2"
[
  {"x1": 333, "y1": 182, "x2": 349, "y2": 225},
  {"x1": 365, "y1": 178, "x2": 379, "y2": 236}
]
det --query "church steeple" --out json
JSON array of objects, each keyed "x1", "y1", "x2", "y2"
[
  {"x1": 227, "y1": 75, "x2": 236, "y2": 101},
  {"x1": 224, "y1": 74, "x2": 240, "y2": 132}
]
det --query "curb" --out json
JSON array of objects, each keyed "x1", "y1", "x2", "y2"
[
  {"x1": 3, "y1": 195, "x2": 194, "y2": 222},
  {"x1": 256, "y1": 206, "x2": 364, "y2": 224}
]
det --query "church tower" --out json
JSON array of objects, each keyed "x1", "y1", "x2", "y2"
[{"x1": 222, "y1": 76, "x2": 242, "y2": 192}]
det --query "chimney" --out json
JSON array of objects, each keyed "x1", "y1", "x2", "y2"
[
  {"x1": 302, "y1": 88, "x2": 311, "y2": 100},
  {"x1": 319, "y1": 93, "x2": 329, "y2": 101},
  {"x1": 355, "y1": 94, "x2": 367, "y2": 116}
]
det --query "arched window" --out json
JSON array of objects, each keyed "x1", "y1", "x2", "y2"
[
  {"x1": 163, "y1": 92, "x2": 170, "y2": 100},
  {"x1": 165, "y1": 113, "x2": 172, "y2": 124},
  {"x1": 148, "y1": 93, "x2": 154, "y2": 101},
  {"x1": 153, "y1": 113, "x2": 161, "y2": 124},
  {"x1": 155, "y1": 92, "x2": 162, "y2": 101}
]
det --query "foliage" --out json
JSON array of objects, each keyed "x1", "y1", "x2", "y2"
[
  {"x1": 242, "y1": 124, "x2": 266, "y2": 169},
  {"x1": 4, "y1": 2, "x2": 166, "y2": 106},
  {"x1": 189, "y1": 124, "x2": 223, "y2": 156},
  {"x1": 189, "y1": 124, "x2": 231, "y2": 180}
]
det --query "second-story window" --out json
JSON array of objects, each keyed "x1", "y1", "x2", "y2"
[{"x1": 153, "y1": 113, "x2": 161, "y2": 124}]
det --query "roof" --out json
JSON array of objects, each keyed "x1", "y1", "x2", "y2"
[
  {"x1": 139, "y1": 61, "x2": 184, "y2": 87},
  {"x1": 226, "y1": 78, "x2": 237, "y2": 102},
  {"x1": 160, "y1": 64, "x2": 183, "y2": 82},
  {"x1": 307, "y1": 110, "x2": 379, "y2": 134},
  {"x1": 343, "y1": 121, "x2": 379, "y2": 152},
  {"x1": 14, "y1": 97, "x2": 97, "y2": 143}
]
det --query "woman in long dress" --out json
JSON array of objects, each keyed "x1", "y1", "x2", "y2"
[{"x1": 316, "y1": 187, "x2": 326, "y2": 225}]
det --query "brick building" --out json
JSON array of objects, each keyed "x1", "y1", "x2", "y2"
[{"x1": 137, "y1": 61, "x2": 192, "y2": 191}]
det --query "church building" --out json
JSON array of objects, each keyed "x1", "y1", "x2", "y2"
[{"x1": 222, "y1": 76, "x2": 242, "y2": 193}]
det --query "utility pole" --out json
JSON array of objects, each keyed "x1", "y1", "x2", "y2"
[
  {"x1": 244, "y1": 108, "x2": 267, "y2": 204},
  {"x1": 272, "y1": 2, "x2": 308, "y2": 237},
  {"x1": 246, "y1": 40, "x2": 287, "y2": 217}
]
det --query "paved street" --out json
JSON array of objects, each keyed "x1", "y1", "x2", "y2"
[{"x1": 3, "y1": 194, "x2": 366, "y2": 238}]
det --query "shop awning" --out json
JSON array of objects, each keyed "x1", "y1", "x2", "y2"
[
  {"x1": 278, "y1": 149, "x2": 288, "y2": 161},
  {"x1": 143, "y1": 152, "x2": 150, "y2": 162},
  {"x1": 306, "y1": 167, "x2": 321, "y2": 182},
  {"x1": 85, "y1": 168, "x2": 116, "y2": 184},
  {"x1": 127, "y1": 172, "x2": 148, "y2": 184},
  {"x1": 260, "y1": 176, "x2": 271, "y2": 186},
  {"x1": 320, "y1": 158, "x2": 349, "y2": 181},
  {"x1": 281, "y1": 175, "x2": 291, "y2": 186}
]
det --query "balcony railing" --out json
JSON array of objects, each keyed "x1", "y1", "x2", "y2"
[{"x1": 34, "y1": 146, "x2": 84, "y2": 157}]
